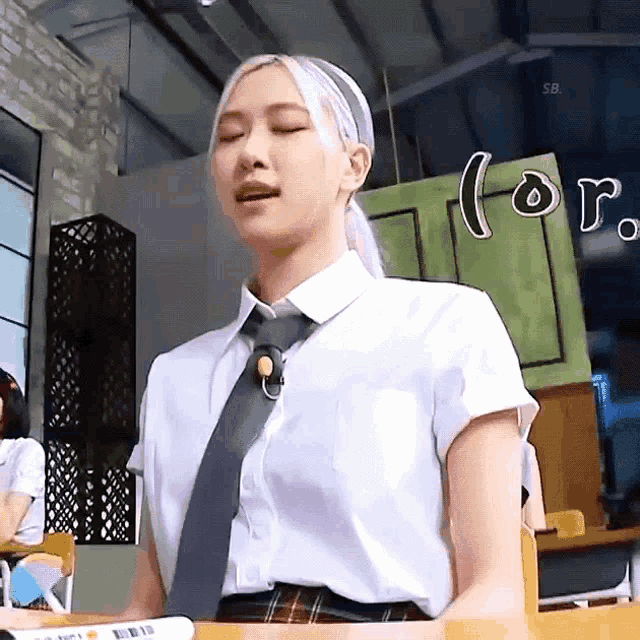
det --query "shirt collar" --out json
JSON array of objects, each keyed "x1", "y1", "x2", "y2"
[{"x1": 237, "y1": 249, "x2": 374, "y2": 329}]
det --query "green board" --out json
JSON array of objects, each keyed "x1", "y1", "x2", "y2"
[{"x1": 358, "y1": 153, "x2": 592, "y2": 391}]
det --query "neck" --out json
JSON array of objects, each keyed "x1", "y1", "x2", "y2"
[{"x1": 250, "y1": 235, "x2": 349, "y2": 305}]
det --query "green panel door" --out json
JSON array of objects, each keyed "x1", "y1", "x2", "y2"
[
  {"x1": 448, "y1": 194, "x2": 560, "y2": 366},
  {"x1": 358, "y1": 153, "x2": 591, "y2": 391}
]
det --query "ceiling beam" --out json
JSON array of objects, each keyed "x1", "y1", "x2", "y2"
[
  {"x1": 591, "y1": 0, "x2": 603, "y2": 31},
  {"x1": 67, "y1": 14, "x2": 138, "y2": 41},
  {"x1": 372, "y1": 39, "x2": 521, "y2": 113},
  {"x1": 420, "y1": 0, "x2": 456, "y2": 64},
  {"x1": 496, "y1": 0, "x2": 529, "y2": 46},
  {"x1": 127, "y1": 0, "x2": 225, "y2": 93},
  {"x1": 327, "y1": 0, "x2": 383, "y2": 81},
  {"x1": 54, "y1": 34, "x2": 94, "y2": 65},
  {"x1": 26, "y1": 0, "x2": 78, "y2": 22},
  {"x1": 226, "y1": 0, "x2": 284, "y2": 53},
  {"x1": 507, "y1": 48, "x2": 553, "y2": 64},
  {"x1": 120, "y1": 87, "x2": 196, "y2": 157},
  {"x1": 528, "y1": 33, "x2": 640, "y2": 47}
]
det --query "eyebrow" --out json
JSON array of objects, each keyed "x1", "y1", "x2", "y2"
[{"x1": 219, "y1": 102, "x2": 310, "y2": 121}]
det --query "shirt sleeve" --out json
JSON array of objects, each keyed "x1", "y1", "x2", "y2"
[
  {"x1": 433, "y1": 289, "x2": 540, "y2": 465},
  {"x1": 11, "y1": 440, "x2": 45, "y2": 499},
  {"x1": 127, "y1": 386, "x2": 148, "y2": 478},
  {"x1": 522, "y1": 441, "x2": 535, "y2": 497}
]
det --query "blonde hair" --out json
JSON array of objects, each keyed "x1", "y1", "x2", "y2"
[{"x1": 206, "y1": 54, "x2": 386, "y2": 279}]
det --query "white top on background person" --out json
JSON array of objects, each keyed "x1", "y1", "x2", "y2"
[
  {"x1": 120, "y1": 53, "x2": 539, "y2": 625},
  {"x1": 0, "y1": 370, "x2": 45, "y2": 547},
  {"x1": 0, "y1": 438, "x2": 45, "y2": 545}
]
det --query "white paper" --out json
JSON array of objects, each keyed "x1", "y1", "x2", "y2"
[{"x1": 5, "y1": 616, "x2": 195, "y2": 640}]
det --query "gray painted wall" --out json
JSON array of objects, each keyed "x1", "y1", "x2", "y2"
[
  {"x1": 70, "y1": 153, "x2": 253, "y2": 612},
  {"x1": 72, "y1": 546, "x2": 138, "y2": 613},
  {"x1": 98, "y1": 152, "x2": 253, "y2": 420}
]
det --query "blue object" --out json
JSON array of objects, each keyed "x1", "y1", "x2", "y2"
[{"x1": 10, "y1": 565, "x2": 43, "y2": 606}]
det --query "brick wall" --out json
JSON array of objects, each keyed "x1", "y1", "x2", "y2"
[
  {"x1": 0, "y1": 0, "x2": 120, "y2": 219},
  {"x1": 0, "y1": 0, "x2": 123, "y2": 438}
]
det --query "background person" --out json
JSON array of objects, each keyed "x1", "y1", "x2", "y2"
[{"x1": 0, "y1": 368, "x2": 45, "y2": 549}]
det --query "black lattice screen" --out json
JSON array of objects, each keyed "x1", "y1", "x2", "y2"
[{"x1": 44, "y1": 214, "x2": 136, "y2": 544}]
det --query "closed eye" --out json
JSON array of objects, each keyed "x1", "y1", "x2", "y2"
[
  {"x1": 273, "y1": 127, "x2": 306, "y2": 134},
  {"x1": 218, "y1": 127, "x2": 306, "y2": 144}
]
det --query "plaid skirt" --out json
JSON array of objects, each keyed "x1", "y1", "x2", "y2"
[{"x1": 215, "y1": 583, "x2": 433, "y2": 623}]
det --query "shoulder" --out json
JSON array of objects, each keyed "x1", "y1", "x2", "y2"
[
  {"x1": 370, "y1": 277, "x2": 492, "y2": 323},
  {"x1": 374, "y1": 276, "x2": 489, "y2": 304},
  {"x1": 5, "y1": 438, "x2": 44, "y2": 465}
]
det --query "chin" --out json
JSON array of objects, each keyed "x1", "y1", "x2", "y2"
[{"x1": 239, "y1": 227, "x2": 308, "y2": 256}]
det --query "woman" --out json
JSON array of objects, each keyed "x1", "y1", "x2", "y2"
[
  {"x1": 0, "y1": 368, "x2": 45, "y2": 550},
  {"x1": 0, "y1": 54, "x2": 538, "y2": 629},
  {"x1": 123, "y1": 54, "x2": 539, "y2": 625}
]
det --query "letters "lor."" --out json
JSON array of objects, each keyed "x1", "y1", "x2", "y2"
[{"x1": 459, "y1": 152, "x2": 639, "y2": 242}]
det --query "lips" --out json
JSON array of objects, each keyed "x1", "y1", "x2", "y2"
[{"x1": 235, "y1": 182, "x2": 281, "y2": 202}]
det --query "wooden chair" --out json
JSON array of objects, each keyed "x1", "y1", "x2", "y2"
[
  {"x1": 537, "y1": 510, "x2": 639, "y2": 609},
  {"x1": 521, "y1": 524, "x2": 539, "y2": 615},
  {"x1": 0, "y1": 532, "x2": 75, "y2": 612}
]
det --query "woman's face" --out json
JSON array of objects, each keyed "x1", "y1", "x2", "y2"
[{"x1": 211, "y1": 63, "x2": 351, "y2": 252}]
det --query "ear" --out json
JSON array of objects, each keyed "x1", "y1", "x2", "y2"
[{"x1": 340, "y1": 141, "x2": 372, "y2": 193}]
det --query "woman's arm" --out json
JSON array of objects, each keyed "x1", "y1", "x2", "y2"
[
  {"x1": 118, "y1": 497, "x2": 166, "y2": 620},
  {"x1": 0, "y1": 491, "x2": 32, "y2": 546},
  {"x1": 0, "y1": 440, "x2": 45, "y2": 546},
  {"x1": 0, "y1": 497, "x2": 165, "y2": 629},
  {"x1": 442, "y1": 408, "x2": 525, "y2": 621}
]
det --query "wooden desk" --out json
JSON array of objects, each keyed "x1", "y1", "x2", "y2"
[
  {"x1": 7, "y1": 604, "x2": 640, "y2": 640},
  {"x1": 192, "y1": 603, "x2": 640, "y2": 639},
  {"x1": 536, "y1": 525, "x2": 640, "y2": 553}
]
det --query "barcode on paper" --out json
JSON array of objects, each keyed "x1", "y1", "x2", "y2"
[{"x1": 111, "y1": 625, "x2": 155, "y2": 639}]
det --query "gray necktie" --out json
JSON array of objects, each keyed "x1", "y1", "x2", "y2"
[{"x1": 165, "y1": 306, "x2": 318, "y2": 619}]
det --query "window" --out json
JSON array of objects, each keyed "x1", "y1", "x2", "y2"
[{"x1": 0, "y1": 168, "x2": 35, "y2": 395}]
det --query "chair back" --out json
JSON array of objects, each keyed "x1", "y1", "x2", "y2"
[
  {"x1": 521, "y1": 525, "x2": 538, "y2": 615},
  {"x1": 0, "y1": 533, "x2": 75, "y2": 576},
  {"x1": 546, "y1": 510, "x2": 586, "y2": 538}
]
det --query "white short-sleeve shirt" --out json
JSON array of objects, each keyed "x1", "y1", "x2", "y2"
[
  {"x1": 128, "y1": 249, "x2": 539, "y2": 618},
  {"x1": 0, "y1": 438, "x2": 45, "y2": 545},
  {"x1": 522, "y1": 442, "x2": 539, "y2": 500}
]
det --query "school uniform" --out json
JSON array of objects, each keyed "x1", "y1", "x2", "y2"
[
  {"x1": 522, "y1": 442, "x2": 537, "y2": 507},
  {"x1": 127, "y1": 249, "x2": 539, "y2": 620},
  {"x1": 0, "y1": 438, "x2": 45, "y2": 545}
]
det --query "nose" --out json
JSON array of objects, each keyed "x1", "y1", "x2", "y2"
[{"x1": 238, "y1": 127, "x2": 269, "y2": 170}]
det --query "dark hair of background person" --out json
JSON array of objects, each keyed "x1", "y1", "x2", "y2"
[{"x1": 0, "y1": 368, "x2": 30, "y2": 439}]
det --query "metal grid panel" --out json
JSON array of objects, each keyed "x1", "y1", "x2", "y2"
[
  {"x1": 44, "y1": 440, "x2": 135, "y2": 543},
  {"x1": 44, "y1": 215, "x2": 136, "y2": 544}
]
